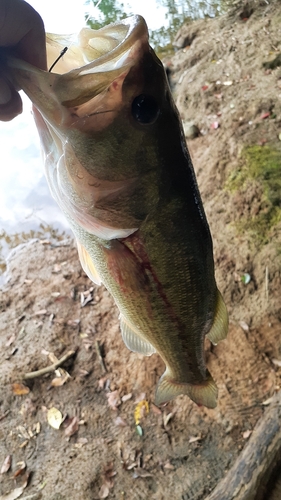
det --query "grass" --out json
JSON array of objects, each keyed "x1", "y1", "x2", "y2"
[{"x1": 225, "y1": 145, "x2": 281, "y2": 245}]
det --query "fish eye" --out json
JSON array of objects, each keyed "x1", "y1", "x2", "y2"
[{"x1": 131, "y1": 94, "x2": 160, "y2": 124}]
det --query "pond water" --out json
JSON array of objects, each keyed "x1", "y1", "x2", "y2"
[{"x1": 0, "y1": 0, "x2": 228, "y2": 276}]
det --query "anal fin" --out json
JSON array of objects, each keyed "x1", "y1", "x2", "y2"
[
  {"x1": 206, "y1": 290, "x2": 228, "y2": 345},
  {"x1": 120, "y1": 315, "x2": 156, "y2": 356},
  {"x1": 155, "y1": 369, "x2": 218, "y2": 409},
  {"x1": 76, "y1": 240, "x2": 102, "y2": 286}
]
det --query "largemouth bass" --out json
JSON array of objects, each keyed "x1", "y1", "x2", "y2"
[{"x1": 4, "y1": 15, "x2": 228, "y2": 408}]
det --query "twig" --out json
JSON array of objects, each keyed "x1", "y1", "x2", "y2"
[
  {"x1": 0, "y1": 410, "x2": 10, "y2": 421},
  {"x1": 265, "y1": 266, "x2": 269, "y2": 302},
  {"x1": 95, "y1": 341, "x2": 107, "y2": 373},
  {"x1": 23, "y1": 350, "x2": 76, "y2": 380}
]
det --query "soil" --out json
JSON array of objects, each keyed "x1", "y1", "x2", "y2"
[{"x1": 1, "y1": 1, "x2": 281, "y2": 499}]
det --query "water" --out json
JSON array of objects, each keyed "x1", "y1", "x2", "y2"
[{"x1": 0, "y1": 0, "x2": 229, "y2": 276}]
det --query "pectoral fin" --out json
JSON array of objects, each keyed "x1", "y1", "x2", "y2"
[
  {"x1": 76, "y1": 240, "x2": 102, "y2": 285},
  {"x1": 120, "y1": 315, "x2": 156, "y2": 356},
  {"x1": 206, "y1": 290, "x2": 228, "y2": 345},
  {"x1": 155, "y1": 369, "x2": 218, "y2": 409}
]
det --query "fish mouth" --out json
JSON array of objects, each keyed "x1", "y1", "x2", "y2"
[
  {"x1": 3, "y1": 16, "x2": 152, "y2": 240},
  {"x1": 46, "y1": 15, "x2": 149, "y2": 76},
  {"x1": 5, "y1": 15, "x2": 150, "y2": 113}
]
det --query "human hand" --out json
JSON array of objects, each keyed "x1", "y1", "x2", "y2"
[{"x1": 0, "y1": 0, "x2": 47, "y2": 121}]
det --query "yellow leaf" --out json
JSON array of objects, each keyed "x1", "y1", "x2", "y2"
[
  {"x1": 47, "y1": 407, "x2": 63, "y2": 429},
  {"x1": 134, "y1": 400, "x2": 149, "y2": 426},
  {"x1": 12, "y1": 383, "x2": 30, "y2": 396}
]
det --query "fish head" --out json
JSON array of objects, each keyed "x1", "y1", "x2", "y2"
[{"x1": 4, "y1": 16, "x2": 186, "y2": 239}]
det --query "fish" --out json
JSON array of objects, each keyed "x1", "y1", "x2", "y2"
[{"x1": 3, "y1": 15, "x2": 228, "y2": 408}]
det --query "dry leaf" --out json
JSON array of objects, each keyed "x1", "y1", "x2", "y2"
[
  {"x1": 189, "y1": 435, "x2": 201, "y2": 443},
  {"x1": 0, "y1": 472, "x2": 30, "y2": 500},
  {"x1": 99, "y1": 484, "x2": 109, "y2": 499},
  {"x1": 134, "y1": 400, "x2": 149, "y2": 425},
  {"x1": 106, "y1": 391, "x2": 121, "y2": 410},
  {"x1": 5, "y1": 335, "x2": 15, "y2": 347},
  {"x1": 262, "y1": 396, "x2": 275, "y2": 406},
  {"x1": 242, "y1": 429, "x2": 252, "y2": 439},
  {"x1": 164, "y1": 461, "x2": 174, "y2": 470},
  {"x1": 163, "y1": 411, "x2": 173, "y2": 428},
  {"x1": 47, "y1": 407, "x2": 63, "y2": 430},
  {"x1": 12, "y1": 383, "x2": 30, "y2": 396},
  {"x1": 64, "y1": 417, "x2": 79, "y2": 437},
  {"x1": 114, "y1": 416, "x2": 128, "y2": 427},
  {"x1": 132, "y1": 467, "x2": 153, "y2": 478},
  {"x1": 98, "y1": 376, "x2": 108, "y2": 389},
  {"x1": 75, "y1": 437, "x2": 88, "y2": 448},
  {"x1": 121, "y1": 393, "x2": 132, "y2": 403},
  {"x1": 1, "y1": 455, "x2": 11, "y2": 474},
  {"x1": 239, "y1": 321, "x2": 249, "y2": 332},
  {"x1": 151, "y1": 403, "x2": 162, "y2": 415},
  {"x1": 134, "y1": 392, "x2": 146, "y2": 403},
  {"x1": 13, "y1": 462, "x2": 26, "y2": 478},
  {"x1": 32, "y1": 309, "x2": 47, "y2": 316},
  {"x1": 272, "y1": 359, "x2": 281, "y2": 367}
]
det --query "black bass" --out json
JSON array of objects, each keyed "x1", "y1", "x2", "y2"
[{"x1": 4, "y1": 16, "x2": 228, "y2": 408}]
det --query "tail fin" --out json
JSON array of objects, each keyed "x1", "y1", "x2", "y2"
[{"x1": 155, "y1": 370, "x2": 218, "y2": 409}]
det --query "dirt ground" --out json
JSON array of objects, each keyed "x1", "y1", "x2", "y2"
[{"x1": 1, "y1": 1, "x2": 281, "y2": 499}]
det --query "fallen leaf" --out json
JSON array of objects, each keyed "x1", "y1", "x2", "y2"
[
  {"x1": 163, "y1": 411, "x2": 173, "y2": 428},
  {"x1": 272, "y1": 359, "x2": 281, "y2": 367},
  {"x1": 12, "y1": 383, "x2": 30, "y2": 396},
  {"x1": 239, "y1": 321, "x2": 249, "y2": 332},
  {"x1": 241, "y1": 273, "x2": 251, "y2": 285},
  {"x1": 189, "y1": 435, "x2": 202, "y2": 443},
  {"x1": 13, "y1": 462, "x2": 26, "y2": 478},
  {"x1": 211, "y1": 121, "x2": 220, "y2": 129},
  {"x1": 1, "y1": 455, "x2": 11, "y2": 474},
  {"x1": 132, "y1": 467, "x2": 153, "y2": 478},
  {"x1": 52, "y1": 264, "x2": 61, "y2": 273},
  {"x1": 134, "y1": 392, "x2": 146, "y2": 403},
  {"x1": 243, "y1": 429, "x2": 252, "y2": 439},
  {"x1": 0, "y1": 472, "x2": 30, "y2": 500},
  {"x1": 201, "y1": 85, "x2": 209, "y2": 91},
  {"x1": 114, "y1": 416, "x2": 128, "y2": 427},
  {"x1": 5, "y1": 335, "x2": 16, "y2": 347},
  {"x1": 262, "y1": 395, "x2": 275, "y2": 406},
  {"x1": 136, "y1": 425, "x2": 143, "y2": 436},
  {"x1": 121, "y1": 393, "x2": 132, "y2": 403},
  {"x1": 164, "y1": 461, "x2": 174, "y2": 470},
  {"x1": 151, "y1": 403, "x2": 162, "y2": 415},
  {"x1": 260, "y1": 112, "x2": 270, "y2": 120},
  {"x1": 64, "y1": 416, "x2": 79, "y2": 437},
  {"x1": 134, "y1": 400, "x2": 149, "y2": 425},
  {"x1": 47, "y1": 407, "x2": 63, "y2": 430},
  {"x1": 99, "y1": 484, "x2": 109, "y2": 499},
  {"x1": 106, "y1": 391, "x2": 121, "y2": 410},
  {"x1": 75, "y1": 437, "x2": 88, "y2": 448},
  {"x1": 32, "y1": 309, "x2": 47, "y2": 316}
]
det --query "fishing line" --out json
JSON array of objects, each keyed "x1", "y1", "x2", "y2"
[{"x1": 48, "y1": 46, "x2": 68, "y2": 72}]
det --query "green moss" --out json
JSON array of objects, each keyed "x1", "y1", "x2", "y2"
[{"x1": 226, "y1": 145, "x2": 281, "y2": 245}]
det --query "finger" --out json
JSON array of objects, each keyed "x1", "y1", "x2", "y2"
[
  {"x1": 0, "y1": 77, "x2": 22, "y2": 121},
  {"x1": 0, "y1": 0, "x2": 47, "y2": 70}
]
